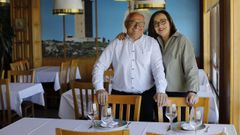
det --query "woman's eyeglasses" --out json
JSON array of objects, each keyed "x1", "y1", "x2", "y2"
[{"x1": 153, "y1": 19, "x2": 167, "y2": 27}]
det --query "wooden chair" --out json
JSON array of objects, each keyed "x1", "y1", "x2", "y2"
[
  {"x1": 56, "y1": 128, "x2": 129, "y2": 135},
  {"x1": 104, "y1": 69, "x2": 114, "y2": 92},
  {"x1": 8, "y1": 70, "x2": 35, "y2": 83},
  {"x1": 7, "y1": 70, "x2": 36, "y2": 117},
  {"x1": 0, "y1": 70, "x2": 4, "y2": 79},
  {"x1": 20, "y1": 59, "x2": 30, "y2": 70},
  {"x1": 59, "y1": 61, "x2": 71, "y2": 95},
  {"x1": 0, "y1": 79, "x2": 18, "y2": 126},
  {"x1": 71, "y1": 81, "x2": 95, "y2": 119},
  {"x1": 10, "y1": 61, "x2": 22, "y2": 71},
  {"x1": 69, "y1": 59, "x2": 79, "y2": 81},
  {"x1": 104, "y1": 95, "x2": 142, "y2": 121},
  {"x1": 146, "y1": 133, "x2": 162, "y2": 135},
  {"x1": 158, "y1": 97, "x2": 210, "y2": 123}
]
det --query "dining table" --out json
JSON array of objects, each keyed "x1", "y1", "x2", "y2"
[
  {"x1": 34, "y1": 66, "x2": 81, "y2": 91},
  {"x1": 0, "y1": 117, "x2": 237, "y2": 135},
  {"x1": 0, "y1": 83, "x2": 45, "y2": 116}
]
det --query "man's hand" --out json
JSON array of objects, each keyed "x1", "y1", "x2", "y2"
[
  {"x1": 96, "y1": 89, "x2": 108, "y2": 105},
  {"x1": 154, "y1": 92, "x2": 168, "y2": 107},
  {"x1": 186, "y1": 92, "x2": 199, "y2": 106}
]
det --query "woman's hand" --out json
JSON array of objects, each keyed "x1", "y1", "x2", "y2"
[
  {"x1": 186, "y1": 92, "x2": 199, "y2": 106},
  {"x1": 116, "y1": 32, "x2": 127, "y2": 40}
]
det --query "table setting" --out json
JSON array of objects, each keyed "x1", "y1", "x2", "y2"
[
  {"x1": 86, "y1": 103, "x2": 129, "y2": 131},
  {"x1": 148, "y1": 103, "x2": 228, "y2": 135}
]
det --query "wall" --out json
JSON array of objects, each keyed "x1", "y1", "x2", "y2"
[
  {"x1": 230, "y1": 0, "x2": 240, "y2": 134},
  {"x1": 165, "y1": 0, "x2": 200, "y2": 56}
]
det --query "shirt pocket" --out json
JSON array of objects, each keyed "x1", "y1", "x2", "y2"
[{"x1": 137, "y1": 50, "x2": 151, "y2": 66}]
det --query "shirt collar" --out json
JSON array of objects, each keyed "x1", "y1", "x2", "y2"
[
  {"x1": 126, "y1": 34, "x2": 144, "y2": 44},
  {"x1": 171, "y1": 31, "x2": 180, "y2": 37},
  {"x1": 157, "y1": 31, "x2": 180, "y2": 44}
]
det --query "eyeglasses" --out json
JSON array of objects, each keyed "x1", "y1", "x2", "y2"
[
  {"x1": 127, "y1": 20, "x2": 145, "y2": 28},
  {"x1": 153, "y1": 19, "x2": 167, "y2": 27}
]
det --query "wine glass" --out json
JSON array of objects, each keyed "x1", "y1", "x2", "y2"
[
  {"x1": 165, "y1": 104, "x2": 177, "y2": 132},
  {"x1": 87, "y1": 103, "x2": 98, "y2": 128},
  {"x1": 189, "y1": 107, "x2": 203, "y2": 135}
]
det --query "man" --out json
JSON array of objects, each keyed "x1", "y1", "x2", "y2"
[{"x1": 92, "y1": 12, "x2": 167, "y2": 121}]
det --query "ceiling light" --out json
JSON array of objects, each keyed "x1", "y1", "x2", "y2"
[
  {"x1": 53, "y1": 0, "x2": 83, "y2": 15},
  {"x1": 134, "y1": 0, "x2": 166, "y2": 10},
  {"x1": 0, "y1": 0, "x2": 10, "y2": 6}
]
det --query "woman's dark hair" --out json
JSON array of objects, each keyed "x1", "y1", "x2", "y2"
[{"x1": 148, "y1": 10, "x2": 177, "y2": 39}]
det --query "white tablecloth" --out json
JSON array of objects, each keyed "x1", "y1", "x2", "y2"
[
  {"x1": 34, "y1": 66, "x2": 81, "y2": 91},
  {"x1": 0, "y1": 83, "x2": 45, "y2": 116},
  {"x1": 0, "y1": 118, "x2": 237, "y2": 135},
  {"x1": 58, "y1": 89, "x2": 94, "y2": 119}
]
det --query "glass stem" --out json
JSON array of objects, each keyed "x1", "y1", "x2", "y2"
[
  {"x1": 170, "y1": 118, "x2": 173, "y2": 131},
  {"x1": 91, "y1": 118, "x2": 95, "y2": 127}
]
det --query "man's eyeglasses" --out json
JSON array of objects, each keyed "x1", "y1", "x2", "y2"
[
  {"x1": 128, "y1": 20, "x2": 145, "y2": 28},
  {"x1": 153, "y1": 19, "x2": 167, "y2": 27}
]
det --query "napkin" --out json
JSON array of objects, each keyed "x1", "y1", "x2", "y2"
[
  {"x1": 212, "y1": 127, "x2": 228, "y2": 135},
  {"x1": 100, "y1": 121, "x2": 118, "y2": 128},
  {"x1": 181, "y1": 123, "x2": 195, "y2": 130}
]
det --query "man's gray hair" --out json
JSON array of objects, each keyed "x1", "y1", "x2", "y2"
[{"x1": 124, "y1": 11, "x2": 145, "y2": 28}]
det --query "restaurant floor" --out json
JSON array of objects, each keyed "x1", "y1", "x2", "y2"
[{"x1": 35, "y1": 104, "x2": 59, "y2": 118}]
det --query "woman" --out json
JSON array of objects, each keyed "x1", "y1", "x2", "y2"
[{"x1": 117, "y1": 10, "x2": 199, "y2": 106}]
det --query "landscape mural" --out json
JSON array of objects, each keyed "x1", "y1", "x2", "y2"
[{"x1": 41, "y1": 0, "x2": 200, "y2": 58}]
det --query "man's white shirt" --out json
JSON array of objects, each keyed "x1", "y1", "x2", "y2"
[{"x1": 92, "y1": 35, "x2": 167, "y2": 93}]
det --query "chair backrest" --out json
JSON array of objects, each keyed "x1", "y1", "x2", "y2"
[
  {"x1": 71, "y1": 81, "x2": 95, "y2": 119},
  {"x1": 158, "y1": 97, "x2": 210, "y2": 123},
  {"x1": 8, "y1": 70, "x2": 35, "y2": 83},
  {"x1": 20, "y1": 59, "x2": 30, "y2": 71},
  {"x1": 56, "y1": 128, "x2": 129, "y2": 135},
  {"x1": 69, "y1": 59, "x2": 79, "y2": 81},
  {"x1": 10, "y1": 61, "x2": 22, "y2": 71},
  {"x1": 146, "y1": 133, "x2": 162, "y2": 135},
  {"x1": 106, "y1": 95, "x2": 142, "y2": 121},
  {"x1": 0, "y1": 79, "x2": 12, "y2": 124},
  {"x1": 104, "y1": 69, "x2": 114, "y2": 92},
  {"x1": 1, "y1": 70, "x2": 4, "y2": 79},
  {"x1": 59, "y1": 61, "x2": 71, "y2": 95}
]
